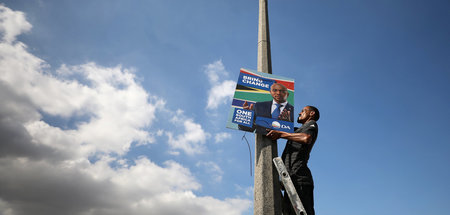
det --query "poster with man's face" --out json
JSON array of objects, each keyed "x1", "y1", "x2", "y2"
[{"x1": 226, "y1": 68, "x2": 295, "y2": 135}]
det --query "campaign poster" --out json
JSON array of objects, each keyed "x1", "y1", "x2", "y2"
[{"x1": 226, "y1": 68, "x2": 295, "y2": 135}]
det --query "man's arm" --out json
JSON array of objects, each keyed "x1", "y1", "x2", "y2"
[{"x1": 266, "y1": 130, "x2": 312, "y2": 144}]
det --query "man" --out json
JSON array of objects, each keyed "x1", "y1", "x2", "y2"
[
  {"x1": 267, "y1": 105, "x2": 320, "y2": 215},
  {"x1": 239, "y1": 83, "x2": 294, "y2": 134}
]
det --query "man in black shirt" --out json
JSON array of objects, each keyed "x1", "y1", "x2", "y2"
[{"x1": 267, "y1": 105, "x2": 320, "y2": 215}]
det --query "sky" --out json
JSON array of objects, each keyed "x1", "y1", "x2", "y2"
[{"x1": 0, "y1": 0, "x2": 449, "y2": 215}]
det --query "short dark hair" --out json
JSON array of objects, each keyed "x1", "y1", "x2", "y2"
[
  {"x1": 270, "y1": 83, "x2": 287, "y2": 91},
  {"x1": 307, "y1": 105, "x2": 320, "y2": 121}
]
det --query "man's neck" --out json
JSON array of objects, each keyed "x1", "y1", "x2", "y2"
[
  {"x1": 300, "y1": 119, "x2": 313, "y2": 125},
  {"x1": 273, "y1": 100, "x2": 287, "y2": 105}
]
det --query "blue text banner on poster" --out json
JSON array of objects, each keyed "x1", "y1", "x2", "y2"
[
  {"x1": 255, "y1": 116, "x2": 294, "y2": 133},
  {"x1": 232, "y1": 108, "x2": 254, "y2": 127},
  {"x1": 237, "y1": 72, "x2": 275, "y2": 91}
]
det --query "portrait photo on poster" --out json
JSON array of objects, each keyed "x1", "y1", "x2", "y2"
[{"x1": 226, "y1": 68, "x2": 295, "y2": 135}]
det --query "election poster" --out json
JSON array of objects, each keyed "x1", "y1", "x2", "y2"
[{"x1": 226, "y1": 68, "x2": 295, "y2": 135}]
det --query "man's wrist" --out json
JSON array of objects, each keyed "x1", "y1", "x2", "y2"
[{"x1": 280, "y1": 132, "x2": 289, "y2": 139}]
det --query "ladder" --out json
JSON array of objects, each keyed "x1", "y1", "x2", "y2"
[{"x1": 273, "y1": 157, "x2": 307, "y2": 215}]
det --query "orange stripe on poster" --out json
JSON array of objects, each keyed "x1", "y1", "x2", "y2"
[{"x1": 240, "y1": 69, "x2": 294, "y2": 90}]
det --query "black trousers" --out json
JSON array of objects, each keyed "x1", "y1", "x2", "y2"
[{"x1": 282, "y1": 184, "x2": 315, "y2": 215}]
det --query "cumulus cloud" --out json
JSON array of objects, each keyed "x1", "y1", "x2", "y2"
[
  {"x1": 215, "y1": 132, "x2": 232, "y2": 143},
  {"x1": 0, "y1": 5, "x2": 250, "y2": 215},
  {"x1": 1, "y1": 51, "x2": 160, "y2": 157},
  {"x1": 196, "y1": 161, "x2": 224, "y2": 183},
  {"x1": 166, "y1": 110, "x2": 210, "y2": 155},
  {"x1": 0, "y1": 5, "x2": 31, "y2": 43},
  {"x1": 204, "y1": 60, "x2": 236, "y2": 110},
  {"x1": 0, "y1": 156, "x2": 250, "y2": 215},
  {"x1": 0, "y1": 6, "x2": 161, "y2": 156},
  {"x1": 235, "y1": 185, "x2": 254, "y2": 198}
]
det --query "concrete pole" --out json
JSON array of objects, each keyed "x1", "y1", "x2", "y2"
[{"x1": 254, "y1": 0, "x2": 281, "y2": 214}]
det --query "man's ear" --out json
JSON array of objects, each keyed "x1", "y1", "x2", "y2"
[{"x1": 309, "y1": 110, "x2": 315, "y2": 118}]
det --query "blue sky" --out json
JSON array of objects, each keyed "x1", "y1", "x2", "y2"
[{"x1": 0, "y1": 0, "x2": 449, "y2": 214}]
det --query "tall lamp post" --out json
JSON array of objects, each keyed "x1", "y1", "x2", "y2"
[{"x1": 254, "y1": 0, "x2": 282, "y2": 214}]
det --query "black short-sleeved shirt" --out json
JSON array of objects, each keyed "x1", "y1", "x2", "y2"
[{"x1": 281, "y1": 120, "x2": 318, "y2": 186}]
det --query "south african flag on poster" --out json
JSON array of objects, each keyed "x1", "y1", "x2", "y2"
[{"x1": 226, "y1": 68, "x2": 295, "y2": 134}]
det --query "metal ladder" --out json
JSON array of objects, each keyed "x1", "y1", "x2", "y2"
[{"x1": 273, "y1": 157, "x2": 307, "y2": 215}]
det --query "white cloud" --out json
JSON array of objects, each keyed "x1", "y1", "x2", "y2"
[
  {"x1": 166, "y1": 111, "x2": 210, "y2": 155},
  {"x1": 0, "y1": 156, "x2": 224, "y2": 215},
  {"x1": 108, "y1": 158, "x2": 201, "y2": 194},
  {"x1": 0, "y1": 6, "x2": 250, "y2": 215},
  {"x1": 0, "y1": 38, "x2": 162, "y2": 156},
  {"x1": 235, "y1": 185, "x2": 254, "y2": 198},
  {"x1": 0, "y1": 5, "x2": 32, "y2": 43},
  {"x1": 128, "y1": 191, "x2": 251, "y2": 215},
  {"x1": 196, "y1": 161, "x2": 224, "y2": 183},
  {"x1": 215, "y1": 132, "x2": 232, "y2": 143},
  {"x1": 1, "y1": 60, "x2": 161, "y2": 156},
  {"x1": 204, "y1": 60, "x2": 236, "y2": 110},
  {"x1": 205, "y1": 60, "x2": 224, "y2": 84}
]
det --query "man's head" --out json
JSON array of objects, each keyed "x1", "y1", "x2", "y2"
[
  {"x1": 297, "y1": 105, "x2": 320, "y2": 124},
  {"x1": 270, "y1": 83, "x2": 289, "y2": 104}
]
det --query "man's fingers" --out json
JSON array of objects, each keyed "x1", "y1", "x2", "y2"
[
  {"x1": 266, "y1": 130, "x2": 276, "y2": 140},
  {"x1": 267, "y1": 130, "x2": 280, "y2": 140},
  {"x1": 243, "y1": 101, "x2": 250, "y2": 110},
  {"x1": 242, "y1": 101, "x2": 254, "y2": 110}
]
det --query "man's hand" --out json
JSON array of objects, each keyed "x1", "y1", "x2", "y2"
[
  {"x1": 243, "y1": 101, "x2": 254, "y2": 110},
  {"x1": 266, "y1": 130, "x2": 283, "y2": 140},
  {"x1": 279, "y1": 109, "x2": 291, "y2": 121}
]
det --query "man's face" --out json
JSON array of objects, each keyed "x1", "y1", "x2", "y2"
[
  {"x1": 297, "y1": 106, "x2": 311, "y2": 124},
  {"x1": 270, "y1": 84, "x2": 288, "y2": 104}
]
